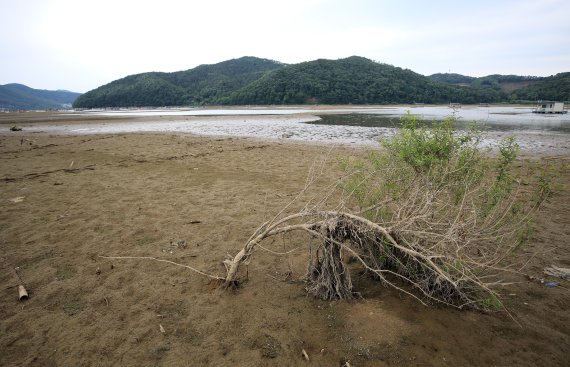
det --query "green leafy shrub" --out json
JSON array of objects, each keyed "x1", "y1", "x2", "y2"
[{"x1": 338, "y1": 113, "x2": 555, "y2": 308}]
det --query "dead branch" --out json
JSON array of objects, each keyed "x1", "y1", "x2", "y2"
[
  {"x1": 99, "y1": 256, "x2": 224, "y2": 280},
  {"x1": 222, "y1": 148, "x2": 548, "y2": 309}
]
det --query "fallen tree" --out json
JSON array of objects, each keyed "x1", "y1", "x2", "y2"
[{"x1": 223, "y1": 114, "x2": 555, "y2": 309}]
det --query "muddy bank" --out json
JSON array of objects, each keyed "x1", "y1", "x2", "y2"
[
  {"x1": 2, "y1": 110, "x2": 570, "y2": 156},
  {"x1": 1, "y1": 115, "x2": 569, "y2": 366}
]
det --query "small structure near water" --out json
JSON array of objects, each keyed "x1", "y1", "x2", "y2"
[
  {"x1": 449, "y1": 103, "x2": 461, "y2": 111},
  {"x1": 533, "y1": 101, "x2": 567, "y2": 114}
]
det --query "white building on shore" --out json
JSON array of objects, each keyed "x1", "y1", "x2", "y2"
[{"x1": 533, "y1": 101, "x2": 567, "y2": 114}]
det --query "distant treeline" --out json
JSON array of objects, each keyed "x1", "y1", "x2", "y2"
[
  {"x1": 0, "y1": 84, "x2": 81, "y2": 110},
  {"x1": 72, "y1": 56, "x2": 570, "y2": 108},
  {"x1": 429, "y1": 72, "x2": 570, "y2": 101}
]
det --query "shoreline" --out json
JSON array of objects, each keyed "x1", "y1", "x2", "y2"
[{"x1": 1, "y1": 110, "x2": 569, "y2": 157}]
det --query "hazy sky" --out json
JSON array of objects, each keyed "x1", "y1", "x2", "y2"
[{"x1": 1, "y1": 0, "x2": 569, "y2": 93}]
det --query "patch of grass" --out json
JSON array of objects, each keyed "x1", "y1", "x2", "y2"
[{"x1": 479, "y1": 293, "x2": 503, "y2": 310}]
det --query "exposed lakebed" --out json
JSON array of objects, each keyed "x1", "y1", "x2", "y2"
[{"x1": 13, "y1": 106, "x2": 570, "y2": 155}]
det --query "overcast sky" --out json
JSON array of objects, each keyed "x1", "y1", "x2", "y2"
[{"x1": 1, "y1": 0, "x2": 569, "y2": 93}]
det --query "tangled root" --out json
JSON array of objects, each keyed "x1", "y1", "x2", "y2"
[{"x1": 305, "y1": 235, "x2": 354, "y2": 300}]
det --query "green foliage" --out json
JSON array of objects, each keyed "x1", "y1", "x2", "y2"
[
  {"x1": 339, "y1": 147, "x2": 413, "y2": 211},
  {"x1": 341, "y1": 113, "x2": 489, "y2": 212},
  {"x1": 509, "y1": 72, "x2": 570, "y2": 101},
  {"x1": 0, "y1": 83, "x2": 80, "y2": 110},
  {"x1": 227, "y1": 57, "x2": 503, "y2": 105},
  {"x1": 339, "y1": 113, "x2": 555, "y2": 307},
  {"x1": 73, "y1": 56, "x2": 569, "y2": 108},
  {"x1": 531, "y1": 163, "x2": 561, "y2": 205},
  {"x1": 471, "y1": 75, "x2": 542, "y2": 91},
  {"x1": 429, "y1": 73, "x2": 475, "y2": 85},
  {"x1": 381, "y1": 113, "x2": 471, "y2": 173},
  {"x1": 73, "y1": 57, "x2": 284, "y2": 108},
  {"x1": 429, "y1": 73, "x2": 548, "y2": 97},
  {"x1": 479, "y1": 292, "x2": 503, "y2": 310},
  {"x1": 485, "y1": 136, "x2": 520, "y2": 209}
]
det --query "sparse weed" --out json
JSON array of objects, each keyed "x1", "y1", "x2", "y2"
[{"x1": 479, "y1": 292, "x2": 503, "y2": 310}]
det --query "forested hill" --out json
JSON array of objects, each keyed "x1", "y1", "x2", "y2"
[
  {"x1": 428, "y1": 72, "x2": 569, "y2": 101},
  {"x1": 225, "y1": 56, "x2": 502, "y2": 105},
  {"x1": 73, "y1": 56, "x2": 569, "y2": 108},
  {"x1": 428, "y1": 73, "x2": 475, "y2": 85},
  {"x1": 0, "y1": 84, "x2": 80, "y2": 110},
  {"x1": 508, "y1": 72, "x2": 570, "y2": 101},
  {"x1": 74, "y1": 56, "x2": 506, "y2": 107},
  {"x1": 72, "y1": 57, "x2": 285, "y2": 108}
]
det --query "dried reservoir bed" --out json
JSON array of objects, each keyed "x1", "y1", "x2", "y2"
[{"x1": 1, "y1": 113, "x2": 569, "y2": 366}]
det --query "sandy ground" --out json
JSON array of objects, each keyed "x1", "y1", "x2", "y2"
[{"x1": 1, "y1": 112, "x2": 569, "y2": 366}]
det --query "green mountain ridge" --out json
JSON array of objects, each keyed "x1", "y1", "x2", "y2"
[
  {"x1": 73, "y1": 57, "x2": 569, "y2": 108},
  {"x1": 508, "y1": 73, "x2": 570, "y2": 101},
  {"x1": 428, "y1": 72, "x2": 569, "y2": 101},
  {"x1": 0, "y1": 83, "x2": 81, "y2": 110},
  {"x1": 225, "y1": 56, "x2": 504, "y2": 105},
  {"x1": 73, "y1": 57, "x2": 284, "y2": 108}
]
